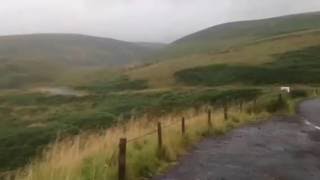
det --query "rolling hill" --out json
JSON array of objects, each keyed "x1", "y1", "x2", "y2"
[
  {"x1": 2, "y1": 12, "x2": 320, "y2": 89},
  {"x1": 0, "y1": 33, "x2": 163, "y2": 66},
  {"x1": 162, "y1": 11, "x2": 320, "y2": 58},
  {"x1": 0, "y1": 34, "x2": 165, "y2": 89},
  {"x1": 128, "y1": 11, "x2": 320, "y2": 87}
]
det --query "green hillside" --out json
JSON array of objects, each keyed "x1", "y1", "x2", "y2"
[
  {"x1": 0, "y1": 34, "x2": 162, "y2": 66},
  {"x1": 3, "y1": 11, "x2": 320, "y2": 89},
  {"x1": 163, "y1": 11, "x2": 320, "y2": 58},
  {"x1": 129, "y1": 29, "x2": 320, "y2": 87},
  {"x1": 0, "y1": 59, "x2": 65, "y2": 89},
  {"x1": 175, "y1": 45, "x2": 320, "y2": 86},
  {"x1": 0, "y1": 34, "x2": 165, "y2": 89}
]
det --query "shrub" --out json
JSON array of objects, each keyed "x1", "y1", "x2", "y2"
[
  {"x1": 290, "y1": 89, "x2": 308, "y2": 98},
  {"x1": 266, "y1": 94, "x2": 289, "y2": 113},
  {"x1": 175, "y1": 45, "x2": 320, "y2": 86}
]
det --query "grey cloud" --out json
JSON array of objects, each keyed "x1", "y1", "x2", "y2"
[{"x1": 0, "y1": 0, "x2": 320, "y2": 42}]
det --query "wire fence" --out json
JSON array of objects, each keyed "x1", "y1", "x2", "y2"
[
  {"x1": 127, "y1": 119, "x2": 181, "y2": 143},
  {"x1": 0, "y1": 98, "x2": 257, "y2": 180},
  {"x1": 1, "y1": 95, "x2": 271, "y2": 180},
  {"x1": 115, "y1": 90, "x2": 299, "y2": 180},
  {"x1": 116, "y1": 102, "x2": 236, "y2": 180}
]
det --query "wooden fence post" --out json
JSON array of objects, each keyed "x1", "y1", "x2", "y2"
[
  {"x1": 224, "y1": 103, "x2": 228, "y2": 120},
  {"x1": 157, "y1": 122, "x2": 162, "y2": 149},
  {"x1": 118, "y1": 138, "x2": 127, "y2": 180},
  {"x1": 254, "y1": 98, "x2": 257, "y2": 109},
  {"x1": 10, "y1": 173, "x2": 15, "y2": 180},
  {"x1": 278, "y1": 93, "x2": 283, "y2": 102},
  {"x1": 208, "y1": 109, "x2": 212, "y2": 128},
  {"x1": 181, "y1": 117, "x2": 186, "y2": 135}
]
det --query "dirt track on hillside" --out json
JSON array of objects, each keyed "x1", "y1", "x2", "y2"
[{"x1": 154, "y1": 99, "x2": 320, "y2": 180}]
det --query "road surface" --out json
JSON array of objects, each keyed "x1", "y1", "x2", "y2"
[{"x1": 155, "y1": 99, "x2": 320, "y2": 180}]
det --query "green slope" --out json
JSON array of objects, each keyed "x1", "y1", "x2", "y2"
[
  {"x1": 163, "y1": 11, "x2": 320, "y2": 58},
  {"x1": 128, "y1": 29, "x2": 320, "y2": 88},
  {"x1": 0, "y1": 34, "x2": 165, "y2": 89},
  {"x1": 0, "y1": 59, "x2": 63, "y2": 89},
  {"x1": 175, "y1": 45, "x2": 320, "y2": 86},
  {"x1": 0, "y1": 33, "x2": 163, "y2": 67}
]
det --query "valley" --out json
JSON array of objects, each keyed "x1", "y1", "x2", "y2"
[{"x1": 0, "y1": 11, "x2": 320, "y2": 180}]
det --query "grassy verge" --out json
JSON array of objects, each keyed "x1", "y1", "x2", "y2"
[
  {"x1": 16, "y1": 104, "x2": 268, "y2": 180},
  {"x1": 0, "y1": 88, "x2": 261, "y2": 171},
  {"x1": 0, "y1": 87, "x2": 311, "y2": 180},
  {"x1": 14, "y1": 90, "x2": 306, "y2": 180}
]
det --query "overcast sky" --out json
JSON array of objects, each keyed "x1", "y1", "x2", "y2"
[{"x1": 1, "y1": 0, "x2": 320, "y2": 43}]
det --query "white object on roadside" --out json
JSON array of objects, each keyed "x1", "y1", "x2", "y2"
[{"x1": 280, "y1": 86, "x2": 291, "y2": 93}]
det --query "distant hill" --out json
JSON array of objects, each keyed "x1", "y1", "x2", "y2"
[
  {"x1": 0, "y1": 34, "x2": 165, "y2": 89},
  {"x1": 163, "y1": 11, "x2": 320, "y2": 58},
  {"x1": 128, "y1": 12, "x2": 320, "y2": 88},
  {"x1": 2, "y1": 12, "x2": 320, "y2": 89},
  {"x1": 0, "y1": 33, "x2": 162, "y2": 67}
]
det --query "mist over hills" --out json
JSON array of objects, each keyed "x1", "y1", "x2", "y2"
[
  {"x1": 1, "y1": 11, "x2": 319, "y2": 67},
  {"x1": 1, "y1": 11, "x2": 320, "y2": 89}
]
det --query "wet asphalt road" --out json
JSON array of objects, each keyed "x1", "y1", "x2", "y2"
[{"x1": 155, "y1": 99, "x2": 320, "y2": 180}]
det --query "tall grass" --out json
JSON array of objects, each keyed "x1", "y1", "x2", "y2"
[
  {"x1": 14, "y1": 101, "x2": 271, "y2": 180},
  {"x1": 0, "y1": 88, "x2": 261, "y2": 172}
]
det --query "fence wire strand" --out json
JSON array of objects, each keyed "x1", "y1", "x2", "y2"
[
  {"x1": 127, "y1": 118, "x2": 186, "y2": 143},
  {"x1": 127, "y1": 129, "x2": 157, "y2": 143}
]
